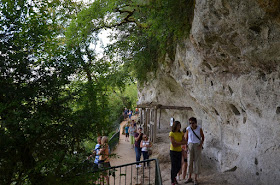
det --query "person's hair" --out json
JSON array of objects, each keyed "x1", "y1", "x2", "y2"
[
  {"x1": 101, "y1": 136, "x2": 108, "y2": 144},
  {"x1": 189, "y1": 117, "x2": 197, "y2": 123},
  {"x1": 172, "y1": 121, "x2": 181, "y2": 132}
]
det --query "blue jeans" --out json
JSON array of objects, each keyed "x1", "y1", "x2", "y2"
[
  {"x1": 142, "y1": 151, "x2": 149, "y2": 167},
  {"x1": 135, "y1": 147, "x2": 142, "y2": 165}
]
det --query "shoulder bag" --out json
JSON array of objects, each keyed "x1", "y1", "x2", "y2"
[{"x1": 190, "y1": 127, "x2": 203, "y2": 149}]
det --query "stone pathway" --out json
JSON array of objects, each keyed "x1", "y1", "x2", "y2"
[
  {"x1": 109, "y1": 115, "x2": 140, "y2": 185},
  {"x1": 110, "y1": 116, "x2": 136, "y2": 166}
]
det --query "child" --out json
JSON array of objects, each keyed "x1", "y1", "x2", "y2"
[
  {"x1": 125, "y1": 124, "x2": 129, "y2": 142},
  {"x1": 177, "y1": 128, "x2": 188, "y2": 181},
  {"x1": 140, "y1": 134, "x2": 152, "y2": 168}
]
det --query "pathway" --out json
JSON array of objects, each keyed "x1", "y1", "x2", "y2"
[
  {"x1": 110, "y1": 116, "x2": 136, "y2": 167},
  {"x1": 109, "y1": 115, "x2": 141, "y2": 185}
]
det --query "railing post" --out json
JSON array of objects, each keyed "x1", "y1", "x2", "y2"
[{"x1": 154, "y1": 106, "x2": 157, "y2": 142}]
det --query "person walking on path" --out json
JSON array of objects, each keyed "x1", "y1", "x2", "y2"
[
  {"x1": 128, "y1": 109, "x2": 133, "y2": 120},
  {"x1": 134, "y1": 127, "x2": 143, "y2": 168},
  {"x1": 169, "y1": 121, "x2": 187, "y2": 185},
  {"x1": 132, "y1": 119, "x2": 136, "y2": 127},
  {"x1": 140, "y1": 134, "x2": 152, "y2": 168},
  {"x1": 185, "y1": 117, "x2": 205, "y2": 185},
  {"x1": 128, "y1": 122, "x2": 136, "y2": 148},
  {"x1": 124, "y1": 124, "x2": 129, "y2": 142},
  {"x1": 123, "y1": 107, "x2": 128, "y2": 120},
  {"x1": 135, "y1": 108, "x2": 139, "y2": 115}
]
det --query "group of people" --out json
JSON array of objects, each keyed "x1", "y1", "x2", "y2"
[
  {"x1": 169, "y1": 117, "x2": 205, "y2": 185},
  {"x1": 88, "y1": 136, "x2": 111, "y2": 184},
  {"x1": 89, "y1": 115, "x2": 204, "y2": 185},
  {"x1": 123, "y1": 108, "x2": 133, "y2": 120},
  {"x1": 124, "y1": 119, "x2": 152, "y2": 168}
]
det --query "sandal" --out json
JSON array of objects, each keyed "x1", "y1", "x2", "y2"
[{"x1": 185, "y1": 178, "x2": 193, "y2": 184}]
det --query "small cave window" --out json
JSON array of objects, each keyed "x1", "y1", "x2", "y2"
[
  {"x1": 243, "y1": 117, "x2": 246, "y2": 124},
  {"x1": 228, "y1": 86, "x2": 233, "y2": 95},
  {"x1": 214, "y1": 108, "x2": 219, "y2": 116},
  {"x1": 276, "y1": 107, "x2": 280, "y2": 114},
  {"x1": 230, "y1": 104, "x2": 241, "y2": 115}
]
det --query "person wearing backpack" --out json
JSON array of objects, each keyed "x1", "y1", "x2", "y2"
[{"x1": 185, "y1": 117, "x2": 205, "y2": 185}]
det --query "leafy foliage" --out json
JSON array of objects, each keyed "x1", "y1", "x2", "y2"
[
  {"x1": 1, "y1": 0, "x2": 192, "y2": 184},
  {"x1": 67, "y1": 0, "x2": 194, "y2": 83},
  {"x1": 125, "y1": 0, "x2": 194, "y2": 82},
  {"x1": 0, "y1": 0, "x2": 102, "y2": 184}
]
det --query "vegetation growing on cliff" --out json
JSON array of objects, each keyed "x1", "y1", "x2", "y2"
[{"x1": 67, "y1": 0, "x2": 194, "y2": 83}]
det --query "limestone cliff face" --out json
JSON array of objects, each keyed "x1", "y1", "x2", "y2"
[{"x1": 138, "y1": 0, "x2": 280, "y2": 184}]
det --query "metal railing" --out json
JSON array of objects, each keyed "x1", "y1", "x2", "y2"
[
  {"x1": 108, "y1": 129, "x2": 120, "y2": 151},
  {"x1": 93, "y1": 158, "x2": 162, "y2": 185}
]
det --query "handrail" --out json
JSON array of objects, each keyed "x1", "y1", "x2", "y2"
[
  {"x1": 93, "y1": 158, "x2": 162, "y2": 185},
  {"x1": 108, "y1": 128, "x2": 120, "y2": 151},
  {"x1": 155, "y1": 158, "x2": 162, "y2": 185}
]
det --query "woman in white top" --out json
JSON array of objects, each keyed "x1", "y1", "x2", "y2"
[{"x1": 140, "y1": 134, "x2": 152, "y2": 168}]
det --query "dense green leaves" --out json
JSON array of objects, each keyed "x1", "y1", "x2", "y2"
[
  {"x1": 73, "y1": 0, "x2": 195, "y2": 83},
  {"x1": 0, "y1": 0, "x2": 100, "y2": 184},
  {"x1": 1, "y1": 0, "x2": 192, "y2": 184}
]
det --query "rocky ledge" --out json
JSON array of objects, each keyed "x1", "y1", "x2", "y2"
[{"x1": 138, "y1": 0, "x2": 280, "y2": 184}]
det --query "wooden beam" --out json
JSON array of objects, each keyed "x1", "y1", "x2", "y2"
[
  {"x1": 137, "y1": 104, "x2": 192, "y2": 110},
  {"x1": 159, "y1": 106, "x2": 193, "y2": 110},
  {"x1": 137, "y1": 103, "x2": 159, "y2": 108}
]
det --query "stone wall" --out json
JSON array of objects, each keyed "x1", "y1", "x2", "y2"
[{"x1": 137, "y1": 0, "x2": 280, "y2": 184}]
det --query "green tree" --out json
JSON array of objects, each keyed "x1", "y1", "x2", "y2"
[
  {"x1": 0, "y1": 0, "x2": 93, "y2": 184},
  {"x1": 0, "y1": 0, "x2": 192, "y2": 183},
  {"x1": 67, "y1": 0, "x2": 194, "y2": 83}
]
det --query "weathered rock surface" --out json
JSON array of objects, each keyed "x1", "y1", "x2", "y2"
[{"x1": 138, "y1": 0, "x2": 280, "y2": 184}]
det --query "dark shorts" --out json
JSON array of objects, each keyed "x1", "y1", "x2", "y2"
[
  {"x1": 93, "y1": 163, "x2": 99, "y2": 171},
  {"x1": 98, "y1": 161, "x2": 111, "y2": 169},
  {"x1": 125, "y1": 133, "x2": 129, "y2": 137}
]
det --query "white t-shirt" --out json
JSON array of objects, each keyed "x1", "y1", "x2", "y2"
[
  {"x1": 141, "y1": 140, "x2": 150, "y2": 152},
  {"x1": 187, "y1": 125, "x2": 202, "y2": 144}
]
